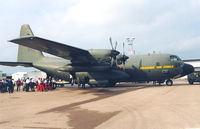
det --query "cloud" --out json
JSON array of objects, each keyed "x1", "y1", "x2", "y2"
[
  {"x1": 0, "y1": 0, "x2": 200, "y2": 73},
  {"x1": 169, "y1": 37, "x2": 200, "y2": 51}
]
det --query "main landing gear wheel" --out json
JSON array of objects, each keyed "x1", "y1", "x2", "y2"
[{"x1": 166, "y1": 79, "x2": 173, "y2": 86}]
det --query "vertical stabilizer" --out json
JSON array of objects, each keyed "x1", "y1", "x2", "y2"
[{"x1": 17, "y1": 24, "x2": 44, "y2": 63}]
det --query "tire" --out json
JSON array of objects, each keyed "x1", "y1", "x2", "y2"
[{"x1": 166, "y1": 79, "x2": 173, "y2": 86}]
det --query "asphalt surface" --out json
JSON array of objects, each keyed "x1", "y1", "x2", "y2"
[{"x1": 1, "y1": 80, "x2": 200, "y2": 129}]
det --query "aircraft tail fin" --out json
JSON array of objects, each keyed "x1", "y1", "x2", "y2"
[{"x1": 17, "y1": 24, "x2": 44, "y2": 63}]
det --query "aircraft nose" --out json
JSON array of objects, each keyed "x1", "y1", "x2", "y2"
[{"x1": 182, "y1": 63, "x2": 194, "y2": 76}]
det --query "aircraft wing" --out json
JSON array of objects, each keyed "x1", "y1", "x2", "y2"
[
  {"x1": 183, "y1": 59, "x2": 200, "y2": 62},
  {"x1": 0, "y1": 62, "x2": 33, "y2": 67},
  {"x1": 9, "y1": 36, "x2": 97, "y2": 64}
]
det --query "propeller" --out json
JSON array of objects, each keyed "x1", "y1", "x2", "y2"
[
  {"x1": 122, "y1": 42, "x2": 129, "y2": 70},
  {"x1": 109, "y1": 37, "x2": 119, "y2": 68},
  {"x1": 116, "y1": 42, "x2": 129, "y2": 70}
]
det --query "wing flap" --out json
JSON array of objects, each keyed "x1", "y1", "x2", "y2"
[{"x1": 9, "y1": 36, "x2": 97, "y2": 64}]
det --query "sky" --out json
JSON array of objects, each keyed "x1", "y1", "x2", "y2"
[{"x1": 0, "y1": 0, "x2": 200, "y2": 74}]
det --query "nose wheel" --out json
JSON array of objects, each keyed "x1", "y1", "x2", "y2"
[{"x1": 166, "y1": 79, "x2": 173, "y2": 86}]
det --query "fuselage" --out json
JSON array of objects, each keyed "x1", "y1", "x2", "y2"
[
  {"x1": 125, "y1": 53, "x2": 184, "y2": 82},
  {"x1": 31, "y1": 53, "x2": 194, "y2": 85}
]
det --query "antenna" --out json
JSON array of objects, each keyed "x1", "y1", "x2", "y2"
[{"x1": 126, "y1": 37, "x2": 135, "y2": 55}]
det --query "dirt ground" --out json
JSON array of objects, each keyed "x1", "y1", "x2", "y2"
[{"x1": 1, "y1": 80, "x2": 200, "y2": 129}]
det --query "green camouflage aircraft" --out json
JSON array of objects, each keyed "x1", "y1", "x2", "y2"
[{"x1": 0, "y1": 24, "x2": 194, "y2": 86}]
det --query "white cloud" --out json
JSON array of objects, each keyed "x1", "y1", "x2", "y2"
[
  {"x1": 1, "y1": 0, "x2": 200, "y2": 73},
  {"x1": 169, "y1": 37, "x2": 200, "y2": 51}
]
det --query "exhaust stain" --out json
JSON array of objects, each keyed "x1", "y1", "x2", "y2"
[
  {"x1": 38, "y1": 86, "x2": 147, "y2": 114},
  {"x1": 68, "y1": 108, "x2": 120, "y2": 129}
]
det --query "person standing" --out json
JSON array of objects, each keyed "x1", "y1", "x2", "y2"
[
  {"x1": 16, "y1": 78, "x2": 21, "y2": 91},
  {"x1": 40, "y1": 78, "x2": 45, "y2": 91},
  {"x1": 12, "y1": 79, "x2": 15, "y2": 93},
  {"x1": 22, "y1": 79, "x2": 26, "y2": 91},
  {"x1": 0, "y1": 80, "x2": 2, "y2": 93},
  {"x1": 2, "y1": 79, "x2": 8, "y2": 93},
  {"x1": 48, "y1": 78, "x2": 52, "y2": 91},
  {"x1": 36, "y1": 78, "x2": 40, "y2": 92},
  {"x1": 44, "y1": 78, "x2": 48, "y2": 91},
  {"x1": 29, "y1": 78, "x2": 35, "y2": 92},
  {"x1": 52, "y1": 78, "x2": 56, "y2": 90},
  {"x1": 8, "y1": 78, "x2": 14, "y2": 93},
  {"x1": 1, "y1": 79, "x2": 5, "y2": 93},
  {"x1": 25, "y1": 78, "x2": 30, "y2": 92},
  {"x1": 69, "y1": 74, "x2": 73, "y2": 84}
]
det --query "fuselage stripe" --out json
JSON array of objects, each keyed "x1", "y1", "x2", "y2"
[
  {"x1": 163, "y1": 65, "x2": 174, "y2": 68},
  {"x1": 140, "y1": 65, "x2": 174, "y2": 70},
  {"x1": 156, "y1": 66, "x2": 162, "y2": 69},
  {"x1": 140, "y1": 66, "x2": 155, "y2": 69}
]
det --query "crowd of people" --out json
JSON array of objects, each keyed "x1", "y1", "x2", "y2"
[{"x1": 0, "y1": 77, "x2": 57, "y2": 94}]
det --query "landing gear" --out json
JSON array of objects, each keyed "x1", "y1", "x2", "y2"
[
  {"x1": 188, "y1": 80, "x2": 194, "y2": 85},
  {"x1": 82, "y1": 83, "x2": 86, "y2": 89},
  {"x1": 166, "y1": 79, "x2": 173, "y2": 86},
  {"x1": 153, "y1": 80, "x2": 164, "y2": 86}
]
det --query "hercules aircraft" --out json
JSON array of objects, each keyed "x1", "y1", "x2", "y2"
[{"x1": 0, "y1": 24, "x2": 194, "y2": 86}]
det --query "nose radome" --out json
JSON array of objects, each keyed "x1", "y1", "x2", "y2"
[{"x1": 182, "y1": 63, "x2": 194, "y2": 76}]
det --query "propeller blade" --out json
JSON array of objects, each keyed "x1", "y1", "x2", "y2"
[
  {"x1": 109, "y1": 37, "x2": 114, "y2": 50},
  {"x1": 115, "y1": 41, "x2": 118, "y2": 50},
  {"x1": 110, "y1": 57, "x2": 114, "y2": 67},
  {"x1": 123, "y1": 42, "x2": 125, "y2": 55}
]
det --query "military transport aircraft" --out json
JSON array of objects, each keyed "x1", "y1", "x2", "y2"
[{"x1": 0, "y1": 24, "x2": 194, "y2": 87}]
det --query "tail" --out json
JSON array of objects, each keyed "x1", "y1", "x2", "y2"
[{"x1": 17, "y1": 24, "x2": 44, "y2": 63}]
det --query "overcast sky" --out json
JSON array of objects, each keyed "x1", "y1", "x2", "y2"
[{"x1": 0, "y1": 0, "x2": 200, "y2": 74}]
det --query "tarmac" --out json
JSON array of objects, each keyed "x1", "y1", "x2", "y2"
[{"x1": 1, "y1": 79, "x2": 200, "y2": 129}]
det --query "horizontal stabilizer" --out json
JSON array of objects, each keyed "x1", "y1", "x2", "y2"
[
  {"x1": 0, "y1": 62, "x2": 32, "y2": 67},
  {"x1": 9, "y1": 36, "x2": 97, "y2": 64}
]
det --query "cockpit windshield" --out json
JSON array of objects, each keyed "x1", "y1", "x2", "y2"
[{"x1": 170, "y1": 55, "x2": 181, "y2": 61}]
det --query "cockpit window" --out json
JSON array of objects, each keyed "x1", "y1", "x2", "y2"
[{"x1": 170, "y1": 55, "x2": 181, "y2": 61}]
